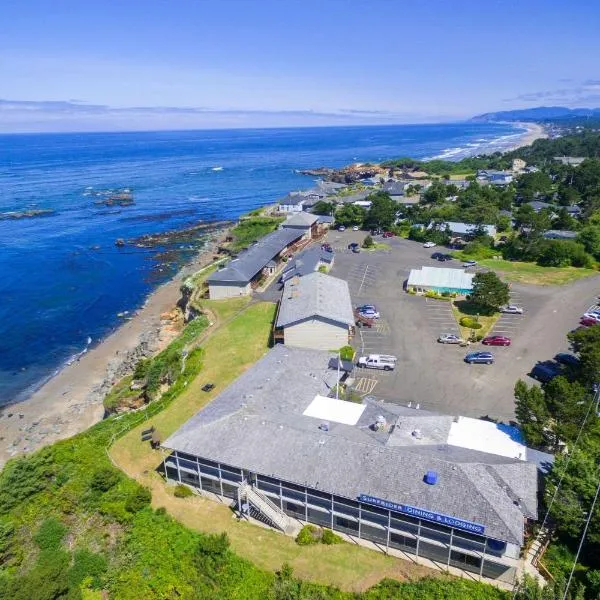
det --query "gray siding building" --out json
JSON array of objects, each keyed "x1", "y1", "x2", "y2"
[
  {"x1": 207, "y1": 229, "x2": 303, "y2": 299},
  {"x1": 275, "y1": 272, "x2": 354, "y2": 350},
  {"x1": 163, "y1": 346, "x2": 549, "y2": 585}
]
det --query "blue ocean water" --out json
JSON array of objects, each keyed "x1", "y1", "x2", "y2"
[{"x1": 0, "y1": 122, "x2": 522, "y2": 404}]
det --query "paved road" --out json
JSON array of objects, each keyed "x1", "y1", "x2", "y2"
[{"x1": 326, "y1": 230, "x2": 600, "y2": 422}]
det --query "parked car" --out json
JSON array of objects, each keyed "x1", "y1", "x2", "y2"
[
  {"x1": 382, "y1": 231, "x2": 395, "y2": 238},
  {"x1": 555, "y1": 353, "x2": 580, "y2": 367},
  {"x1": 321, "y1": 243, "x2": 332, "y2": 252},
  {"x1": 423, "y1": 241, "x2": 436, "y2": 248},
  {"x1": 464, "y1": 351, "x2": 494, "y2": 364},
  {"x1": 352, "y1": 246, "x2": 360, "y2": 253},
  {"x1": 501, "y1": 305, "x2": 524, "y2": 314},
  {"x1": 359, "y1": 308, "x2": 380, "y2": 319},
  {"x1": 439, "y1": 254, "x2": 453, "y2": 262},
  {"x1": 348, "y1": 242, "x2": 359, "y2": 250},
  {"x1": 438, "y1": 333, "x2": 464, "y2": 344},
  {"x1": 338, "y1": 225, "x2": 346, "y2": 231},
  {"x1": 357, "y1": 304, "x2": 377, "y2": 312},
  {"x1": 462, "y1": 260, "x2": 477, "y2": 267},
  {"x1": 582, "y1": 312, "x2": 600, "y2": 322},
  {"x1": 530, "y1": 362, "x2": 561, "y2": 383},
  {"x1": 482, "y1": 335, "x2": 511, "y2": 347},
  {"x1": 431, "y1": 252, "x2": 444, "y2": 260},
  {"x1": 580, "y1": 317, "x2": 599, "y2": 327},
  {"x1": 357, "y1": 354, "x2": 397, "y2": 371},
  {"x1": 352, "y1": 225, "x2": 359, "y2": 231}
]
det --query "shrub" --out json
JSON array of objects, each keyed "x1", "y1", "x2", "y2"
[
  {"x1": 90, "y1": 467, "x2": 120, "y2": 492},
  {"x1": 338, "y1": 345, "x2": 355, "y2": 361},
  {"x1": 295, "y1": 525, "x2": 320, "y2": 546},
  {"x1": 459, "y1": 317, "x2": 482, "y2": 329},
  {"x1": 321, "y1": 529, "x2": 343, "y2": 545},
  {"x1": 174, "y1": 484, "x2": 194, "y2": 498},
  {"x1": 362, "y1": 234, "x2": 375, "y2": 248},
  {"x1": 68, "y1": 549, "x2": 107, "y2": 589},
  {"x1": 125, "y1": 486, "x2": 152, "y2": 513},
  {"x1": 34, "y1": 517, "x2": 67, "y2": 551}
]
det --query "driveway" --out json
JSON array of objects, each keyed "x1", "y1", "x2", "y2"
[{"x1": 326, "y1": 230, "x2": 600, "y2": 421}]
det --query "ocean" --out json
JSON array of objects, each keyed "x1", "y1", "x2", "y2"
[{"x1": 0, "y1": 122, "x2": 523, "y2": 404}]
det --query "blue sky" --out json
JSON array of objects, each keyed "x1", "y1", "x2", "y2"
[{"x1": 1, "y1": 0, "x2": 600, "y2": 132}]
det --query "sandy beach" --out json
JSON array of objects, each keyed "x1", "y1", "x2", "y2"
[
  {"x1": 508, "y1": 122, "x2": 548, "y2": 151},
  {"x1": 0, "y1": 230, "x2": 228, "y2": 468}
]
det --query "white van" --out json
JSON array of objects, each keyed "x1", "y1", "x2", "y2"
[{"x1": 357, "y1": 354, "x2": 397, "y2": 371}]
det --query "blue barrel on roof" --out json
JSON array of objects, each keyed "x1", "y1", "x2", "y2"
[{"x1": 424, "y1": 471, "x2": 438, "y2": 485}]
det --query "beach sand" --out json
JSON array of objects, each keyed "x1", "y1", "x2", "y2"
[
  {"x1": 508, "y1": 122, "x2": 548, "y2": 151},
  {"x1": 0, "y1": 231, "x2": 227, "y2": 468}
]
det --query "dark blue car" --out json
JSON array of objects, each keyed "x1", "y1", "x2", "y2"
[{"x1": 465, "y1": 351, "x2": 494, "y2": 365}]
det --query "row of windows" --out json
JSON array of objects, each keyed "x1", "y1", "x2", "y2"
[
  {"x1": 168, "y1": 456, "x2": 495, "y2": 551},
  {"x1": 166, "y1": 463, "x2": 512, "y2": 581}
]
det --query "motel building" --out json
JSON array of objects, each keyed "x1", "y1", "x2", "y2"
[{"x1": 162, "y1": 345, "x2": 551, "y2": 585}]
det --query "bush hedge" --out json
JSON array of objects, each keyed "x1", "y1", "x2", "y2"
[
  {"x1": 174, "y1": 484, "x2": 194, "y2": 498},
  {"x1": 459, "y1": 317, "x2": 482, "y2": 329},
  {"x1": 296, "y1": 525, "x2": 321, "y2": 546}
]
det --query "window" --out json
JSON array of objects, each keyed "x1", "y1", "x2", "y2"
[
  {"x1": 389, "y1": 532, "x2": 417, "y2": 552},
  {"x1": 449, "y1": 550, "x2": 481, "y2": 574},
  {"x1": 283, "y1": 501, "x2": 305, "y2": 517},
  {"x1": 390, "y1": 517, "x2": 419, "y2": 536},
  {"x1": 177, "y1": 452, "x2": 197, "y2": 462},
  {"x1": 334, "y1": 515, "x2": 359, "y2": 535},
  {"x1": 307, "y1": 494, "x2": 331, "y2": 510},
  {"x1": 198, "y1": 463, "x2": 219, "y2": 478},
  {"x1": 165, "y1": 466, "x2": 178, "y2": 482},
  {"x1": 361, "y1": 523, "x2": 388, "y2": 545},
  {"x1": 201, "y1": 477, "x2": 221, "y2": 495},
  {"x1": 180, "y1": 471, "x2": 199, "y2": 487},
  {"x1": 178, "y1": 458, "x2": 198, "y2": 471},
  {"x1": 307, "y1": 506, "x2": 331, "y2": 527},
  {"x1": 257, "y1": 481, "x2": 281, "y2": 496},
  {"x1": 221, "y1": 483, "x2": 238, "y2": 499}
]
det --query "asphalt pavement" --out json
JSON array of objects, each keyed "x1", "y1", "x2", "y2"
[{"x1": 326, "y1": 230, "x2": 600, "y2": 422}]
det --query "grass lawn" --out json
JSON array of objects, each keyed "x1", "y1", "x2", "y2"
[
  {"x1": 110, "y1": 299, "x2": 438, "y2": 591},
  {"x1": 479, "y1": 258, "x2": 598, "y2": 285},
  {"x1": 363, "y1": 242, "x2": 390, "y2": 251},
  {"x1": 451, "y1": 300, "x2": 499, "y2": 339}
]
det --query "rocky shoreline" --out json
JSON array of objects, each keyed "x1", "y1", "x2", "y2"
[{"x1": 0, "y1": 223, "x2": 231, "y2": 468}]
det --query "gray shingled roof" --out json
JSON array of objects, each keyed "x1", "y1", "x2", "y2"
[
  {"x1": 276, "y1": 272, "x2": 354, "y2": 328},
  {"x1": 164, "y1": 345, "x2": 543, "y2": 544},
  {"x1": 278, "y1": 193, "x2": 306, "y2": 206},
  {"x1": 208, "y1": 229, "x2": 303, "y2": 284},
  {"x1": 280, "y1": 246, "x2": 333, "y2": 283},
  {"x1": 282, "y1": 212, "x2": 319, "y2": 228}
]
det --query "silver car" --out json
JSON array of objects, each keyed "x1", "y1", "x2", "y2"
[
  {"x1": 438, "y1": 333, "x2": 464, "y2": 344},
  {"x1": 501, "y1": 305, "x2": 524, "y2": 314}
]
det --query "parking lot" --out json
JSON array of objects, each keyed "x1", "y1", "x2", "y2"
[{"x1": 326, "y1": 229, "x2": 600, "y2": 421}]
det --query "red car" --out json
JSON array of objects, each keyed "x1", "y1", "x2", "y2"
[
  {"x1": 580, "y1": 317, "x2": 600, "y2": 327},
  {"x1": 482, "y1": 335, "x2": 511, "y2": 347},
  {"x1": 382, "y1": 231, "x2": 395, "y2": 238}
]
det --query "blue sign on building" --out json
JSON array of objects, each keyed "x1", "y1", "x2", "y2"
[{"x1": 358, "y1": 494, "x2": 486, "y2": 536}]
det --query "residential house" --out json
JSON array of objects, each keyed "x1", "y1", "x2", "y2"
[
  {"x1": 477, "y1": 170, "x2": 514, "y2": 186},
  {"x1": 278, "y1": 193, "x2": 307, "y2": 213},
  {"x1": 280, "y1": 246, "x2": 335, "y2": 284},
  {"x1": 554, "y1": 156, "x2": 586, "y2": 167},
  {"x1": 207, "y1": 229, "x2": 304, "y2": 299},
  {"x1": 542, "y1": 230, "x2": 578, "y2": 240},
  {"x1": 274, "y1": 272, "x2": 354, "y2": 350},
  {"x1": 281, "y1": 212, "x2": 320, "y2": 240},
  {"x1": 526, "y1": 201, "x2": 555, "y2": 213}
]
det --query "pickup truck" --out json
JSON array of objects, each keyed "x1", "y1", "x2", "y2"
[{"x1": 357, "y1": 354, "x2": 397, "y2": 371}]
